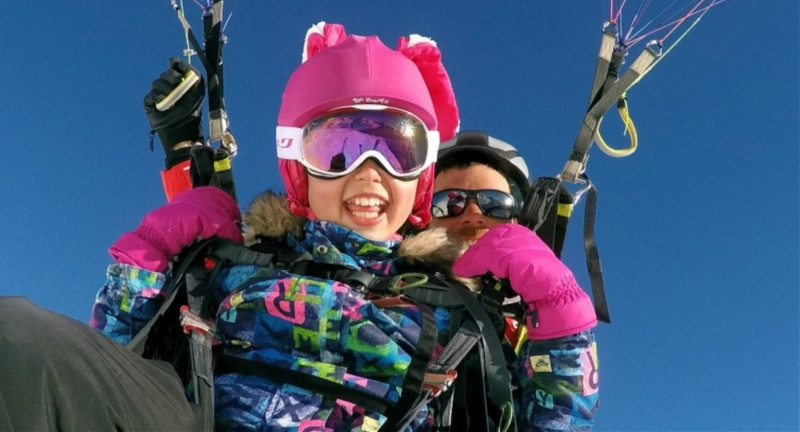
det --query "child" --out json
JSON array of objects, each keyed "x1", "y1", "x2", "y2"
[{"x1": 96, "y1": 22, "x2": 465, "y2": 431}]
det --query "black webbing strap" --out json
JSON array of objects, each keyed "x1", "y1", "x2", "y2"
[
  {"x1": 214, "y1": 355, "x2": 394, "y2": 414},
  {"x1": 519, "y1": 175, "x2": 611, "y2": 324},
  {"x1": 170, "y1": 0, "x2": 238, "y2": 200},
  {"x1": 379, "y1": 297, "x2": 439, "y2": 432},
  {"x1": 562, "y1": 27, "x2": 659, "y2": 183},
  {"x1": 582, "y1": 178, "x2": 610, "y2": 323},
  {"x1": 518, "y1": 177, "x2": 573, "y2": 258},
  {"x1": 170, "y1": 0, "x2": 224, "y2": 117},
  {"x1": 404, "y1": 284, "x2": 463, "y2": 308},
  {"x1": 427, "y1": 320, "x2": 483, "y2": 429},
  {"x1": 477, "y1": 276, "x2": 511, "y2": 337},
  {"x1": 189, "y1": 146, "x2": 237, "y2": 203},
  {"x1": 208, "y1": 238, "x2": 279, "y2": 268},
  {"x1": 444, "y1": 280, "x2": 517, "y2": 432},
  {"x1": 202, "y1": 0, "x2": 232, "y2": 145},
  {"x1": 428, "y1": 321, "x2": 481, "y2": 375},
  {"x1": 202, "y1": 1, "x2": 224, "y2": 116},
  {"x1": 183, "y1": 269, "x2": 215, "y2": 431},
  {"x1": 127, "y1": 237, "x2": 222, "y2": 356},
  {"x1": 587, "y1": 27, "x2": 618, "y2": 110}
]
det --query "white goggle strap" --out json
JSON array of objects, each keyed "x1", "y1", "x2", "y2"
[
  {"x1": 425, "y1": 130, "x2": 440, "y2": 165},
  {"x1": 275, "y1": 126, "x2": 304, "y2": 161}
]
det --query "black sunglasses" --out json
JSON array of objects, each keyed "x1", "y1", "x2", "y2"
[{"x1": 431, "y1": 189, "x2": 516, "y2": 219}]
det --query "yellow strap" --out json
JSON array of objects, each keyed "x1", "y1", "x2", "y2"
[
  {"x1": 595, "y1": 95, "x2": 638, "y2": 158},
  {"x1": 514, "y1": 325, "x2": 528, "y2": 354}
]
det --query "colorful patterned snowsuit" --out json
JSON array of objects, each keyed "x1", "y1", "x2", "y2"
[{"x1": 90, "y1": 193, "x2": 598, "y2": 431}]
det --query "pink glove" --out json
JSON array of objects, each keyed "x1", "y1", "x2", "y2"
[
  {"x1": 109, "y1": 186, "x2": 243, "y2": 272},
  {"x1": 453, "y1": 223, "x2": 597, "y2": 340}
]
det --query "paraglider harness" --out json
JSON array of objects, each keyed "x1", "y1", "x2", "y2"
[{"x1": 127, "y1": 235, "x2": 523, "y2": 432}]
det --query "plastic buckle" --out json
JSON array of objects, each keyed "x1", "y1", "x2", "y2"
[
  {"x1": 423, "y1": 370, "x2": 458, "y2": 398},
  {"x1": 179, "y1": 305, "x2": 216, "y2": 338}
]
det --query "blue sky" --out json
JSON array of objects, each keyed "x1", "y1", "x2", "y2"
[{"x1": 2, "y1": 1, "x2": 797, "y2": 431}]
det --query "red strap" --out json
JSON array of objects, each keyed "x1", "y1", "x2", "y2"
[
  {"x1": 504, "y1": 317, "x2": 522, "y2": 348},
  {"x1": 161, "y1": 160, "x2": 193, "y2": 201}
]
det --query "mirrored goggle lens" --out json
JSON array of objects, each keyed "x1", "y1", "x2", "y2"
[
  {"x1": 431, "y1": 189, "x2": 516, "y2": 219},
  {"x1": 302, "y1": 109, "x2": 430, "y2": 177}
]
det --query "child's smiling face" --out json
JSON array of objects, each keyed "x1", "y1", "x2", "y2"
[{"x1": 307, "y1": 159, "x2": 418, "y2": 241}]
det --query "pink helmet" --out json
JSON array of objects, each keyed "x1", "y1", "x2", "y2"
[{"x1": 277, "y1": 22, "x2": 459, "y2": 228}]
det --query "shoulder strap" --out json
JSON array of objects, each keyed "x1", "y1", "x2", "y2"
[
  {"x1": 561, "y1": 25, "x2": 659, "y2": 183},
  {"x1": 189, "y1": 146, "x2": 238, "y2": 203},
  {"x1": 127, "y1": 237, "x2": 225, "y2": 356},
  {"x1": 519, "y1": 176, "x2": 611, "y2": 324},
  {"x1": 441, "y1": 279, "x2": 517, "y2": 432}
]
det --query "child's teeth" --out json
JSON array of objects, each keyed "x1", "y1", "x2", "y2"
[
  {"x1": 353, "y1": 197, "x2": 384, "y2": 206},
  {"x1": 352, "y1": 211, "x2": 379, "y2": 219}
]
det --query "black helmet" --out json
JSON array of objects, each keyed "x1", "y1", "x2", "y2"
[{"x1": 436, "y1": 130, "x2": 530, "y2": 207}]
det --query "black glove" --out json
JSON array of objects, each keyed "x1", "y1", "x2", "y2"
[{"x1": 144, "y1": 57, "x2": 205, "y2": 168}]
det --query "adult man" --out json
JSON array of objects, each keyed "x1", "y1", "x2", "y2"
[
  {"x1": 429, "y1": 130, "x2": 530, "y2": 244},
  {"x1": 431, "y1": 130, "x2": 600, "y2": 431}
]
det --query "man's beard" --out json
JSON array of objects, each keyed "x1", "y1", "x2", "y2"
[{"x1": 456, "y1": 227, "x2": 489, "y2": 245}]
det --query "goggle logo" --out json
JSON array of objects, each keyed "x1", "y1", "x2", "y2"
[{"x1": 276, "y1": 138, "x2": 294, "y2": 149}]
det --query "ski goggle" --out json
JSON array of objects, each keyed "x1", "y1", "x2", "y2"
[
  {"x1": 276, "y1": 106, "x2": 439, "y2": 179},
  {"x1": 431, "y1": 189, "x2": 517, "y2": 219}
]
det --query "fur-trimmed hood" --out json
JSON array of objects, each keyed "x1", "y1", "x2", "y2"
[{"x1": 242, "y1": 191, "x2": 474, "y2": 287}]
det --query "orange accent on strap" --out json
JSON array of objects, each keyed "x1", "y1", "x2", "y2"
[
  {"x1": 370, "y1": 296, "x2": 412, "y2": 308},
  {"x1": 161, "y1": 160, "x2": 193, "y2": 201}
]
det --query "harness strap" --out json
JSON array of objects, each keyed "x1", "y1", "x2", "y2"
[
  {"x1": 214, "y1": 355, "x2": 395, "y2": 414},
  {"x1": 429, "y1": 321, "x2": 481, "y2": 376},
  {"x1": 210, "y1": 238, "x2": 278, "y2": 267},
  {"x1": 445, "y1": 280, "x2": 517, "y2": 432},
  {"x1": 214, "y1": 243, "x2": 444, "y2": 431},
  {"x1": 132, "y1": 238, "x2": 520, "y2": 430},
  {"x1": 561, "y1": 27, "x2": 659, "y2": 183},
  {"x1": 583, "y1": 178, "x2": 610, "y2": 323},
  {"x1": 587, "y1": 26, "x2": 619, "y2": 111},
  {"x1": 403, "y1": 284, "x2": 463, "y2": 308},
  {"x1": 477, "y1": 276, "x2": 511, "y2": 336},
  {"x1": 183, "y1": 269, "x2": 215, "y2": 431},
  {"x1": 127, "y1": 237, "x2": 223, "y2": 356},
  {"x1": 378, "y1": 297, "x2": 439, "y2": 432},
  {"x1": 171, "y1": 0, "x2": 228, "y2": 143},
  {"x1": 425, "y1": 321, "x2": 481, "y2": 427},
  {"x1": 201, "y1": 0, "x2": 235, "y2": 152},
  {"x1": 519, "y1": 177, "x2": 572, "y2": 258},
  {"x1": 167, "y1": 0, "x2": 238, "y2": 204},
  {"x1": 189, "y1": 145, "x2": 238, "y2": 204},
  {"x1": 519, "y1": 176, "x2": 611, "y2": 324}
]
